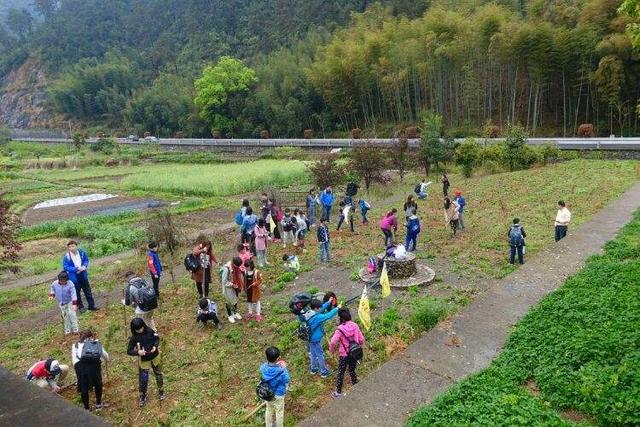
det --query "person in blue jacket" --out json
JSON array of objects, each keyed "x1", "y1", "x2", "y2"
[
  {"x1": 299, "y1": 298, "x2": 339, "y2": 377},
  {"x1": 62, "y1": 240, "x2": 97, "y2": 313},
  {"x1": 260, "y1": 346, "x2": 290, "y2": 427},
  {"x1": 454, "y1": 190, "x2": 466, "y2": 230},
  {"x1": 405, "y1": 213, "x2": 421, "y2": 252},
  {"x1": 320, "y1": 187, "x2": 335, "y2": 222}
]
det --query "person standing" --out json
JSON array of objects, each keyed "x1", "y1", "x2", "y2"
[
  {"x1": 554, "y1": 200, "x2": 571, "y2": 242},
  {"x1": 379, "y1": 209, "x2": 398, "y2": 248},
  {"x1": 255, "y1": 218, "x2": 270, "y2": 268},
  {"x1": 241, "y1": 207, "x2": 258, "y2": 250},
  {"x1": 260, "y1": 346, "x2": 290, "y2": 427},
  {"x1": 146, "y1": 242, "x2": 163, "y2": 298},
  {"x1": 443, "y1": 198, "x2": 460, "y2": 236},
  {"x1": 305, "y1": 299, "x2": 339, "y2": 377},
  {"x1": 62, "y1": 240, "x2": 97, "y2": 313},
  {"x1": 123, "y1": 271, "x2": 158, "y2": 332},
  {"x1": 454, "y1": 191, "x2": 466, "y2": 230},
  {"x1": 358, "y1": 198, "x2": 371, "y2": 224},
  {"x1": 126, "y1": 318, "x2": 165, "y2": 407},
  {"x1": 221, "y1": 257, "x2": 244, "y2": 323},
  {"x1": 405, "y1": 213, "x2": 421, "y2": 252},
  {"x1": 403, "y1": 195, "x2": 418, "y2": 221},
  {"x1": 244, "y1": 260, "x2": 263, "y2": 321},
  {"x1": 329, "y1": 308, "x2": 365, "y2": 398},
  {"x1": 441, "y1": 174, "x2": 450, "y2": 197},
  {"x1": 49, "y1": 271, "x2": 79, "y2": 336},
  {"x1": 72, "y1": 330, "x2": 109, "y2": 411},
  {"x1": 306, "y1": 188, "x2": 318, "y2": 227},
  {"x1": 317, "y1": 218, "x2": 331, "y2": 262},
  {"x1": 320, "y1": 187, "x2": 335, "y2": 222},
  {"x1": 508, "y1": 218, "x2": 526, "y2": 265}
]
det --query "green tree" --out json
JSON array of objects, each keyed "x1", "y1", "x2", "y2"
[
  {"x1": 503, "y1": 124, "x2": 528, "y2": 171},
  {"x1": 6, "y1": 8, "x2": 33, "y2": 39},
  {"x1": 350, "y1": 142, "x2": 388, "y2": 192},
  {"x1": 418, "y1": 111, "x2": 450, "y2": 176},
  {"x1": 455, "y1": 138, "x2": 482, "y2": 178},
  {"x1": 392, "y1": 137, "x2": 411, "y2": 182},
  {"x1": 194, "y1": 56, "x2": 257, "y2": 136}
]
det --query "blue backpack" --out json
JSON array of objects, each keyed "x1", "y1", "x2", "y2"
[
  {"x1": 509, "y1": 225, "x2": 524, "y2": 246},
  {"x1": 235, "y1": 210, "x2": 244, "y2": 226}
]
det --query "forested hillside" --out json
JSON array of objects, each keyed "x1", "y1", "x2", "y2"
[{"x1": 1, "y1": 0, "x2": 639, "y2": 137}]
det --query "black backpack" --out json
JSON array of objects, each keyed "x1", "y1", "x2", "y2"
[
  {"x1": 282, "y1": 216, "x2": 295, "y2": 232},
  {"x1": 289, "y1": 292, "x2": 312, "y2": 315},
  {"x1": 256, "y1": 370, "x2": 284, "y2": 401},
  {"x1": 414, "y1": 183, "x2": 421, "y2": 194},
  {"x1": 79, "y1": 340, "x2": 103, "y2": 362},
  {"x1": 346, "y1": 182, "x2": 359, "y2": 197},
  {"x1": 184, "y1": 254, "x2": 200, "y2": 273},
  {"x1": 338, "y1": 328, "x2": 363, "y2": 361},
  {"x1": 130, "y1": 277, "x2": 158, "y2": 311}
]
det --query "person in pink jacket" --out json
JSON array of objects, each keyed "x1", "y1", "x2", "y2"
[
  {"x1": 379, "y1": 208, "x2": 398, "y2": 248},
  {"x1": 329, "y1": 308, "x2": 365, "y2": 398}
]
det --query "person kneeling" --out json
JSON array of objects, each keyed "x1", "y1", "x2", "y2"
[{"x1": 197, "y1": 298, "x2": 222, "y2": 330}]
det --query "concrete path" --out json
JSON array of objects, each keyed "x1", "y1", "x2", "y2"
[{"x1": 300, "y1": 181, "x2": 640, "y2": 427}]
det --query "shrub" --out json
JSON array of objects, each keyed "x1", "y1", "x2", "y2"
[
  {"x1": 307, "y1": 154, "x2": 345, "y2": 189},
  {"x1": 455, "y1": 138, "x2": 482, "y2": 177},
  {"x1": 411, "y1": 297, "x2": 449, "y2": 331},
  {"x1": 350, "y1": 142, "x2": 388, "y2": 191},
  {"x1": 539, "y1": 143, "x2": 561, "y2": 165},
  {"x1": 503, "y1": 124, "x2": 529, "y2": 171},
  {"x1": 90, "y1": 137, "x2": 117, "y2": 155},
  {"x1": 577, "y1": 123, "x2": 595, "y2": 137}
]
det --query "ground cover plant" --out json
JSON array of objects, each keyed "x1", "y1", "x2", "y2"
[{"x1": 407, "y1": 210, "x2": 640, "y2": 426}]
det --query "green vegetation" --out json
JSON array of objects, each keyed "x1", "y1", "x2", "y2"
[{"x1": 407, "y1": 210, "x2": 640, "y2": 426}]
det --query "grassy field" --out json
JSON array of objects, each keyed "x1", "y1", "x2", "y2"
[{"x1": 407, "y1": 210, "x2": 640, "y2": 426}]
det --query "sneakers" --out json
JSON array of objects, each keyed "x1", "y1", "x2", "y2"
[
  {"x1": 255, "y1": 314, "x2": 264, "y2": 322},
  {"x1": 227, "y1": 315, "x2": 236, "y2": 324},
  {"x1": 332, "y1": 391, "x2": 343, "y2": 399},
  {"x1": 78, "y1": 307, "x2": 87, "y2": 314},
  {"x1": 139, "y1": 394, "x2": 148, "y2": 407},
  {"x1": 309, "y1": 370, "x2": 319, "y2": 375},
  {"x1": 159, "y1": 391, "x2": 166, "y2": 401},
  {"x1": 320, "y1": 371, "x2": 333, "y2": 378},
  {"x1": 94, "y1": 403, "x2": 108, "y2": 411},
  {"x1": 234, "y1": 313, "x2": 242, "y2": 321},
  {"x1": 246, "y1": 313, "x2": 254, "y2": 321},
  {"x1": 216, "y1": 322, "x2": 222, "y2": 331}
]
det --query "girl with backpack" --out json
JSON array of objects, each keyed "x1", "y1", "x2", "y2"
[
  {"x1": 126, "y1": 318, "x2": 165, "y2": 407},
  {"x1": 379, "y1": 209, "x2": 398, "y2": 248},
  {"x1": 329, "y1": 308, "x2": 365, "y2": 398},
  {"x1": 405, "y1": 213, "x2": 421, "y2": 252},
  {"x1": 72, "y1": 330, "x2": 109, "y2": 411},
  {"x1": 508, "y1": 218, "x2": 527, "y2": 265},
  {"x1": 192, "y1": 241, "x2": 217, "y2": 299},
  {"x1": 244, "y1": 260, "x2": 264, "y2": 321}
]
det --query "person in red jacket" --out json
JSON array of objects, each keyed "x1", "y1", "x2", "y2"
[
  {"x1": 25, "y1": 358, "x2": 69, "y2": 392},
  {"x1": 329, "y1": 308, "x2": 365, "y2": 398}
]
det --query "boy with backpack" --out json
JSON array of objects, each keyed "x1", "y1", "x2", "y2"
[
  {"x1": 49, "y1": 271, "x2": 79, "y2": 336},
  {"x1": 508, "y1": 218, "x2": 527, "y2": 265},
  {"x1": 358, "y1": 199, "x2": 371, "y2": 224},
  {"x1": 281, "y1": 208, "x2": 297, "y2": 248},
  {"x1": 197, "y1": 298, "x2": 222, "y2": 330},
  {"x1": 405, "y1": 213, "x2": 421, "y2": 252},
  {"x1": 259, "y1": 346, "x2": 290, "y2": 427},
  {"x1": 146, "y1": 242, "x2": 163, "y2": 298},
  {"x1": 123, "y1": 271, "x2": 158, "y2": 332},
  {"x1": 329, "y1": 308, "x2": 365, "y2": 398},
  {"x1": 300, "y1": 299, "x2": 339, "y2": 378}
]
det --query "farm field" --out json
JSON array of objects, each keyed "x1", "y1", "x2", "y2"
[
  {"x1": 0, "y1": 141, "x2": 638, "y2": 426},
  {"x1": 407, "y1": 210, "x2": 640, "y2": 426}
]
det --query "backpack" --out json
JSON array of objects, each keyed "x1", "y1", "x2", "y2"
[
  {"x1": 414, "y1": 183, "x2": 421, "y2": 194},
  {"x1": 235, "y1": 210, "x2": 244, "y2": 225},
  {"x1": 256, "y1": 370, "x2": 284, "y2": 401},
  {"x1": 282, "y1": 216, "x2": 294, "y2": 232},
  {"x1": 289, "y1": 292, "x2": 312, "y2": 315},
  {"x1": 509, "y1": 225, "x2": 524, "y2": 246},
  {"x1": 367, "y1": 256, "x2": 377, "y2": 274},
  {"x1": 184, "y1": 254, "x2": 200, "y2": 273},
  {"x1": 346, "y1": 182, "x2": 359, "y2": 197},
  {"x1": 338, "y1": 328, "x2": 363, "y2": 361},
  {"x1": 130, "y1": 277, "x2": 158, "y2": 311},
  {"x1": 273, "y1": 207, "x2": 283, "y2": 222},
  {"x1": 79, "y1": 340, "x2": 103, "y2": 362}
]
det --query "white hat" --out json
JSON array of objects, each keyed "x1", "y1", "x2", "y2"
[{"x1": 50, "y1": 360, "x2": 60, "y2": 371}]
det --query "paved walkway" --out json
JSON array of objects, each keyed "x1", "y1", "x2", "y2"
[{"x1": 300, "y1": 181, "x2": 640, "y2": 427}]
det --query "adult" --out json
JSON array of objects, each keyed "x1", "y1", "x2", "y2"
[
  {"x1": 508, "y1": 218, "x2": 527, "y2": 265},
  {"x1": 417, "y1": 180, "x2": 432, "y2": 200},
  {"x1": 189, "y1": 243, "x2": 205, "y2": 299},
  {"x1": 49, "y1": 271, "x2": 79, "y2": 336},
  {"x1": 441, "y1": 174, "x2": 450, "y2": 197},
  {"x1": 62, "y1": 240, "x2": 97, "y2": 313},
  {"x1": 124, "y1": 271, "x2": 158, "y2": 331},
  {"x1": 26, "y1": 359, "x2": 69, "y2": 392},
  {"x1": 443, "y1": 197, "x2": 460, "y2": 236},
  {"x1": 554, "y1": 200, "x2": 571, "y2": 242},
  {"x1": 320, "y1": 187, "x2": 335, "y2": 222},
  {"x1": 454, "y1": 190, "x2": 466, "y2": 230},
  {"x1": 306, "y1": 188, "x2": 318, "y2": 227},
  {"x1": 126, "y1": 318, "x2": 165, "y2": 407},
  {"x1": 403, "y1": 195, "x2": 418, "y2": 221},
  {"x1": 379, "y1": 209, "x2": 398, "y2": 248},
  {"x1": 72, "y1": 330, "x2": 109, "y2": 411}
]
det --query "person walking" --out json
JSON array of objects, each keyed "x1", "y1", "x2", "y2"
[
  {"x1": 72, "y1": 330, "x2": 109, "y2": 411},
  {"x1": 317, "y1": 218, "x2": 331, "y2": 262},
  {"x1": 508, "y1": 218, "x2": 527, "y2": 265},
  {"x1": 146, "y1": 242, "x2": 163, "y2": 298},
  {"x1": 441, "y1": 174, "x2": 450, "y2": 197},
  {"x1": 336, "y1": 201, "x2": 355, "y2": 232},
  {"x1": 443, "y1": 197, "x2": 460, "y2": 236},
  {"x1": 454, "y1": 190, "x2": 466, "y2": 230},
  {"x1": 379, "y1": 209, "x2": 398, "y2": 248},
  {"x1": 62, "y1": 240, "x2": 97, "y2": 313},
  {"x1": 554, "y1": 200, "x2": 571, "y2": 242},
  {"x1": 320, "y1": 187, "x2": 335, "y2": 222},
  {"x1": 49, "y1": 271, "x2": 79, "y2": 336},
  {"x1": 126, "y1": 318, "x2": 165, "y2": 407},
  {"x1": 260, "y1": 346, "x2": 290, "y2": 427},
  {"x1": 329, "y1": 308, "x2": 365, "y2": 398}
]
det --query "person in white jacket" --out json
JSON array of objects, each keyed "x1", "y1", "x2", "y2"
[
  {"x1": 71, "y1": 330, "x2": 109, "y2": 411},
  {"x1": 554, "y1": 200, "x2": 571, "y2": 242}
]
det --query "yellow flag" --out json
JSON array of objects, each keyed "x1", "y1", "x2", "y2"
[
  {"x1": 380, "y1": 262, "x2": 391, "y2": 298},
  {"x1": 358, "y1": 285, "x2": 372, "y2": 331},
  {"x1": 269, "y1": 215, "x2": 277, "y2": 232}
]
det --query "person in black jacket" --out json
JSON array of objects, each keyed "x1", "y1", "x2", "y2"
[
  {"x1": 507, "y1": 218, "x2": 527, "y2": 265},
  {"x1": 127, "y1": 318, "x2": 165, "y2": 407}
]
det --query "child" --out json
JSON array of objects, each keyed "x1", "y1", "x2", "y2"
[
  {"x1": 244, "y1": 260, "x2": 263, "y2": 321},
  {"x1": 72, "y1": 330, "x2": 109, "y2": 410},
  {"x1": 294, "y1": 209, "x2": 308, "y2": 251},
  {"x1": 304, "y1": 299, "x2": 339, "y2": 377},
  {"x1": 329, "y1": 308, "x2": 365, "y2": 398},
  {"x1": 197, "y1": 298, "x2": 222, "y2": 330},
  {"x1": 26, "y1": 359, "x2": 69, "y2": 392},
  {"x1": 126, "y1": 318, "x2": 165, "y2": 407},
  {"x1": 260, "y1": 346, "x2": 290, "y2": 427},
  {"x1": 281, "y1": 208, "x2": 297, "y2": 248},
  {"x1": 454, "y1": 190, "x2": 466, "y2": 230},
  {"x1": 317, "y1": 217, "x2": 331, "y2": 262},
  {"x1": 379, "y1": 209, "x2": 398, "y2": 248},
  {"x1": 237, "y1": 243, "x2": 253, "y2": 271},
  {"x1": 358, "y1": 199, "x2": 371, "y2": 224},
  {"x1": 405, "y1": 213, "x2": 421, "y2": 252},
  {"x1": 282, "y1": 254, "x2": 300, "y2": 274},
  {"x1": 336, "y1": 201, "x2": 354, "y2": 232},
  {"x1": 255, "y1": 218, "x2": 270, "y2": 268},
  {"x1": 146, "y1": 242, "x2": 163, "y2": 297},
  {"x1": 49, "y1": 271, "x2": 79, "y2": 336},
  {"x1": 221, "y1": 257, "x2": 244, "y2": 323}
]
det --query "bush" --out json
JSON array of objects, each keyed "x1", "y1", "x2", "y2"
[
  {"x1": 90, "y1": 137, "x2": 117, "y2": 155},
  {"x1": 455, "y1": 138, "x2": 482, "y2": 177},
  {"x1": 481, "y1": 143, "x2": 505, "y2": 164},
  {"x1": 539, "y1": 143, "x2": 561, "y2": 165},
  {"x1": 307, "y1": 154, "x2": 345, "y2": 189},
  {"x1": 503, "y1": 124, "x2": 529, "y2": 171},
  {"x1": 410, "y1": 297, "x2": 450, "y2": 331}
]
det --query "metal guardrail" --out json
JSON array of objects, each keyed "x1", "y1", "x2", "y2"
[{"x1": 11, "y1": 136, "x2": 640, "y2": 150}]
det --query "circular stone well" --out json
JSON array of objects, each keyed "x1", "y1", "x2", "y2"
[
  {"x1": 359, "y1": 256, "x2": 435, "y2": 289},
  {"x1": 384, "y1": 252, "x2": 417, "y2": 279}
]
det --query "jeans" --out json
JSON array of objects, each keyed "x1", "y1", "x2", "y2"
[
  {"x1": 336, "y1": 215, "x2": 354, "y2": 232},
  {"x1": 509, "y1": 245, "x2": 524, "y2": 264},
  {"x1": 382, "y1": 228, "x2": 393, "y2": 247},
  {"x1": 309, "y1": 341, "x2": 330, "y2": 375},
  {"x1": 417, "y1": 192, "x2": 427, "y2": 200},
  {"x1": 405, "y1": 232, "x2": 418, "y2": 252},
  {"x1": 256, "y1": 249, "x2": 266, "y2": 267},
  {"x1": 151, "y1": 275, "x2": 160, "y2": 297},
  {"x1": 319, "y1": 241, "x2": 330, "y2": 262},
  {"x1": 335, "y1": 356, "x2": 358, "y2": 394},
  {"x1": 360, "y1": 210, "x2": 369, "y2": 224},
  {"x1": 74, "y1": 275, "x2": 95, "y2": 310},
  {"x1": 322, "y1": 205, "x2": 332, "y2": 222},
  {"x1": 458, "y1": 212, "x2": 465, "y2": 229},
  {"x1": 308, "y1": 205, "x2": 315, "y2": 226},
  {"x1": 59, "y1": 303, "x2": 79, "y2": 334},
  {"x1": 265, "y1": 395, "x2": 285, "y2": 427},
  {"x1": 555, "y1": 225, "x2": 568, "y2": 242}
]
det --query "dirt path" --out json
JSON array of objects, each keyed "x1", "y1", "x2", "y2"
[{"x1": 299, "y1": 180, "x2": 640, "y2": 427}]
